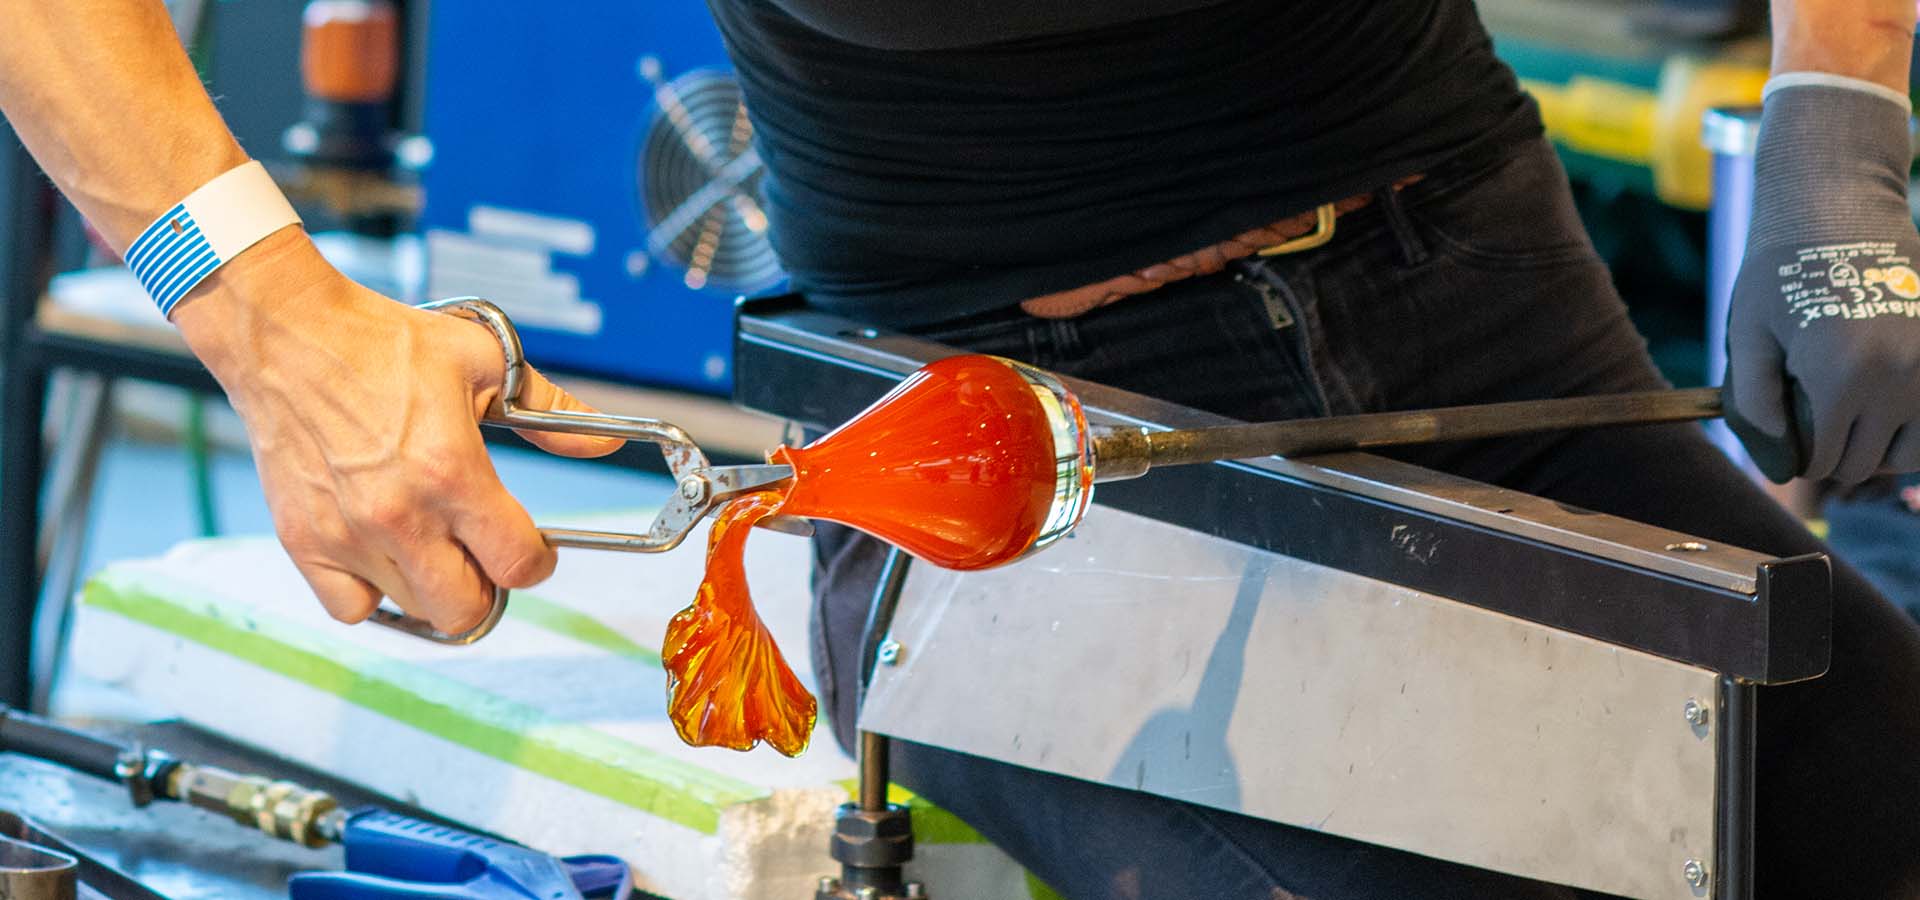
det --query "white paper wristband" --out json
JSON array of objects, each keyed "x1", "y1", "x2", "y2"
[{"x1": 123, "y1": 160, "x2": 303, "y2": 317}]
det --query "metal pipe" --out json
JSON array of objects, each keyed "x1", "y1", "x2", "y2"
[
  {"x1": 1715, "y1": 677, "x2": 1757, "y2": 900},
  {"x1": 0, "y1": 362, "x2": 48, "y2": 708},
  {"x1": 857, "y1": 548, "x2": 912, "y2": 814},
  {"x1": 1092, "y1": 387, "x2": 1723, "y2": 482},
  {"x1": 0, "y1": 124, "x2": 54, "y2": 708},
  {"x1": 858, "y1": 550, "x2": 914, "y2": 704},
  {"x1": 857, "y1": 731, "x2": 891, "y2": 814},
  {"x1": 30, "y1": 376, "x2": 115, "y2": 714}
]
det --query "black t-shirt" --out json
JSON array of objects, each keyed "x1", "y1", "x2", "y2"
[{"x1": 706, "y1": 0, "x2": 1543, "y2": 328}]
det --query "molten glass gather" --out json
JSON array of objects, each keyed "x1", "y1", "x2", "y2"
[
  {"x1": 663, "y1": 354, "x2": 1095, "y2": 755},
  {"x1": 662, "y1": 491, "x2": 817, "y2": 756}
]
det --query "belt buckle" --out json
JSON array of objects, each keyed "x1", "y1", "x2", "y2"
[{"x1": 1256, "y1": 202, "x2": 1337, "y2": 256}]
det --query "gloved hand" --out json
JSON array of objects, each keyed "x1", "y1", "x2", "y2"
[{"x1": 1726, "y1": 75, "x2": 1920, "y2": 484}]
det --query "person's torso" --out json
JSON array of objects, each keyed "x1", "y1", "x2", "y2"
[{"x1": 705, "y1": 0, "x2": 1541, "y2": 327}]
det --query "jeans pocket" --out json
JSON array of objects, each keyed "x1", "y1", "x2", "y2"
[{"x1": 1405, "y1": 139, "x2": 1597, "y2": 271}]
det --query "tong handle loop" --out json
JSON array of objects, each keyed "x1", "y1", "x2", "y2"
[
  {"x1": 365, "y1": 298, "x2": 721, "y2": 646},
  {"x1": 365, "y1": 522, "x2": 701, "y2": 645},
  {"x1": 366, "y1": 588, "x2": 509, "y2": 646},
  {"x1": 419, "y1": 297, "x2": 712, "y2": 478}
]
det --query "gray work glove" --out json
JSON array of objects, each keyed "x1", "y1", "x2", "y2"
[{"x1": 1726, "y1": 75, "x2": 1920, "y2": 484}]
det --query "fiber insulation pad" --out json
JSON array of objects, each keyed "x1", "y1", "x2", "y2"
[{"x1": 71, "y1": 511, "x2": 1040, "y2": 900}]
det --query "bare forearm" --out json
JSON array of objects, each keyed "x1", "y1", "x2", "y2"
[
  {"x1": 0, "y1": 3, "x2": 615, "y2": 634},
  {"x1": 0, "y1": 0, "x2": 248, "y2": 248},
  {"x1": 1773, "y1": 0, "x2": 1915, "y2": 91},
  {"x1": 0, "y1": 0, "x2": 341, "y2": 370}
]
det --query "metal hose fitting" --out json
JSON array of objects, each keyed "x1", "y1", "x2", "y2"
[{"x1": 163, "y1": 764, "x2": 343, "y2": 848}]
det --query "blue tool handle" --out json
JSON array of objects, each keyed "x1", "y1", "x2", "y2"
[
  {"x1": 286, "y1": 808, "x2": 589, "y2": 900},
  {"x1": 560, "y1": 855, "x2": 632, "y2": 898},
  {"x1": 340, "y1": 809, "x2": 501, "y2": 884}
]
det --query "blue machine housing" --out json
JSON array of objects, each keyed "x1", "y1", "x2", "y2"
[{"x1": 419, "y1": 2, "x2": 781, "y2": 394}]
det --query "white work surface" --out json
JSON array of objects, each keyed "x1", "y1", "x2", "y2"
[{"x1": 70, "y1": 511, "x2": 1041, "y2": 900}]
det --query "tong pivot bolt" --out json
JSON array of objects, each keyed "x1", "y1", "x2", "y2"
[{"x1": 679, "y1": 476, "x2": 711, "y2": 504}]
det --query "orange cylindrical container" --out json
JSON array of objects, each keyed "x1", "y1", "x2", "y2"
[{"x1": 300, "y1": 0, "x2": 399, "y2": 104}]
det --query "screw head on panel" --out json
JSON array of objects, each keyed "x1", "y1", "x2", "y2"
[{"x1": 1683, "y1": 858, "x2": 1707, "y2": 889}]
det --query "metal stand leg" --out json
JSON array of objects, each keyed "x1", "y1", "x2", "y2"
[
  {"x1": 1714, "y1": 677, "x2": 1756, "y2": 900},
  {"x1": 34, "y1": 373, "x2": 110, "y2": 567},
  {"x1": 818, "y1": 548, "x2": 926, "y2": 900},
  {"x1": 1, "y1": 122, "x2": 54, "y2": 709},
  {"x1": 30, "y1": 373, "x2": 116, "y2": 713},
  {"x1": 0, "y1": 360, "x2": 48, "y2": 708}
]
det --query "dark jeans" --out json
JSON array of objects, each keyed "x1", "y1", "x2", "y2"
[
  {"x1": 1825, "y1": 475, "x2": 1920, "y2": 622},
  {"x1": 807, "y1": 138, "x2": 1920, "y2": 900}
]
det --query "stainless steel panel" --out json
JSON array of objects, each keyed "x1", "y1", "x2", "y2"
[{"x1": 862, "y1": 505, "x2": 1721, "y2": 900}]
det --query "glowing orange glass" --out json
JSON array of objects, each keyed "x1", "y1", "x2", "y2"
[{"x1": 662, "y1": 355, "x2": 1093, "y2": 755}]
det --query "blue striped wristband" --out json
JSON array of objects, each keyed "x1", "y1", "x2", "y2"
[{"x1": 123, "y1": 161, "x2": 302, "y2": 317}]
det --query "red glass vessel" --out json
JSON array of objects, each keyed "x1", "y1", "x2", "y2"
[
  {"x1": 664, "y1": 355, "x2": 1095, "y2": 755},
  {"x1": 774, "y1": 354, "x2": 1095, "y2": 568}
]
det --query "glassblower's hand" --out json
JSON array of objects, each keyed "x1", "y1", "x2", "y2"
[{"x1": 172, "y1": 230, "x2": 623, "y2": 632}]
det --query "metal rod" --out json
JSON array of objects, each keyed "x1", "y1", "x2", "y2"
[
  {"x1": 857, "y1": 548, "x2": 913, "y2": 813},
  {"x1": 834, "y1": 545, "x2": 918, "y2": 899},
  {"x1": 0, "y1": 123, "x2": 52, "y2": 708},
  {"x1": 1716, "y1": 677, "x2": 1756, "y2": 900},
  {"x1": 857, "y1": 731, "x2": 890, "y2": 814},
  {"x1": 34, "y1": 372, "x2": 102, "y2": 574},
  {"x1": 1095, "y1": 387, "x2": 1723, "y2": 479},
  {"x1": 859, "y1": 550, "x2": 914, "y2": 704},
  {"x1": 0, "y1": 363, "x2": 48, "y2": 708},
  {"x1": 30, "y1": 376, "x2": 114, "y2": 714}
]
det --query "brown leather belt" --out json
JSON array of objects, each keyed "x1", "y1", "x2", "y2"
[{"x1": 1019, "y1": 175, "x2": 1423, "y2": 319}]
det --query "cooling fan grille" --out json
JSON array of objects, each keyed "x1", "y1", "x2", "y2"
[{"x1": 638, "y1": 63, "x2": 784, "y2": 294}]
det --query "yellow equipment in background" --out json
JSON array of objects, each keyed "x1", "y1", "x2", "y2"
[
  {"x1": 1483, "y1": 0, "x2": 1772, "y2": 210},
  {"x1": 1522, "y1": 45, "x2": 1768, "y2": 210}
]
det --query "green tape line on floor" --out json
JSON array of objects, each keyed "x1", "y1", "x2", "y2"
[
  {"x1": 492, "y1": 593, "x2": 1019, "y2": 851},
  {"x1": 83, "y1": 568, "x2": 764, "y2": 835},
  {"x1": 504, "y1": 591, "x2": 663, "y2": 667}
]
